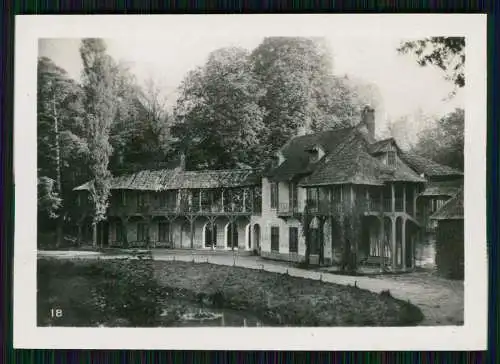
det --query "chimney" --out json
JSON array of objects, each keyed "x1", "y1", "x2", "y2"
[
  {"x1": 361, "y1": 105, "x2": 375, "y2": 141},
  {"x1": 179, "y1": 152, "x2": 186, "y2": 171}
]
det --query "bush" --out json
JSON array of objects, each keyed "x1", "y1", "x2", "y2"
[{"x1": 37, "y1": 258, "x2": 167, "y2": 327}]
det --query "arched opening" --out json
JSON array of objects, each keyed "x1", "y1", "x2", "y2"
[
  {"x1": 309, "y1": 217, "x2": 321, "y2": 255},
  {"x1": 253, "y1": 224, "x2": 261, "y2": 251},
  {"x1": 383, "y1": 217, "x2": 392, "y2": 264},
  {"x1": 203, "y1": 222, "x2": 217, "y2": 248},
  {"x1": 405, "y1": 220, "x2": 415, "y2": 268},
  {"x1": 180, "y1": 219, "x2": 192, "y2": 249},
  {"x1": 363, "y1": 216, "x2": 380, "y2": 258},
  {"x1": 396, "y1": 217, "x2": 404, "y2": 267},
  {"x1": 225, "y1": 222, "x2": 238, "y2": 250}
]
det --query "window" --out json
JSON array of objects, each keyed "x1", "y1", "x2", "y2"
[
  {"x1": 166, "y1": 191, "x2": 177, "y2": 208},
  {"x1": 137, "y1": 223, "x2": 147, "y2": 241},
  {"x1": 289, "y1": 183, "x2": 298, "y2": 209},
  {"x1": 271, "y1": 226, "x2": 280, "y2": 252},
  {"x1": 76, "y1": 193, "x2": 81, "y2": 206},
  {"x1": 159, "y1": 193, "x2": 167, "y2": 207},
  {"x1": 115, "y1": 221, "x2": 123, "y2": 242},
  {"x1": 306, "y1": 187, "x2": 319, "y2": 209},
  {"x1": 387, "y1": 151, "x2": 396, "y2": 167},
  {"x1": 270, "y1": 182, "x2": 278, "y2": 209},
  {"x1": 289, "y1": 227, "x2": 298, "y2": 253},
  {"x1": 137, "y1": 193, "x2": 148, "y2": 208},
  {"x1": 191, "y1": 190, "x2": 200, "y2": 210},
  {"x1": 158, "y1": 222, "x2": 170, "y2": 242}
]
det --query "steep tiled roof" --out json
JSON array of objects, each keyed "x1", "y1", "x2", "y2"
[
  {"x1": 74, "y1": 168, "x2": 259, "y2": 192},
  {"x1": 368, "y1": 138, "x2": 398, "y2": 154},
  {"x1": 419, "y1": 179, "x2": 463, "y2": 197},
  {"x1": 299, "y1": 135, "x2": 384, "y2": 186},
  {"x1": 266, "y1": 127, "x2": 356, "y2": 181},
  {"x1": 299, "y1": 132, "x2": 425, "y2": 187},
  {"x1": 430, "y1": 188, "x2": 464, "y2": 220},
  {"x1": 400, "y1": 152, "x2": 463, "y2": 177}
]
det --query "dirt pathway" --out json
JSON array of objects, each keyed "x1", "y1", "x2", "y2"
[{"x1": 38, "y1": 249, "x2": 464, "y2": 325}]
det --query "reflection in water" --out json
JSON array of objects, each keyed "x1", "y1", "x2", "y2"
[{"x1": 164, "y1": 306, "x2": 265, "y2": 327}]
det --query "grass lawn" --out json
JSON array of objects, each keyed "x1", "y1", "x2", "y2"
[{"x1": 37, "y1": 258, "x2": 423, "y2": 327}]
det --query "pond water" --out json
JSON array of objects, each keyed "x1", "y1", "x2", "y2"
[{"x1": 162, "y1": 305, "x2": 266, "y2": 327}]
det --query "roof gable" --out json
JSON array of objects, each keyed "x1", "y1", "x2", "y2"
[
  {"x1": 298, "y1": 131, "x2": 425, "y2": 187},
  {"x1": 74, "y1": 168, "x2": 260, "y2": 192},
  {"x1": 267, "y1": 127, "x2": 355, "y2": 181},
  {"x1": 399, "y1": 152, "x2": 463, "y2": 178},
  {"x1": 430, "y1": 188, "x2": 464, "y2": 220}
]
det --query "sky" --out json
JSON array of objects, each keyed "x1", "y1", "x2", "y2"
[{"x1": 38, "y1": 36, "x2": 464, "y2": 133}]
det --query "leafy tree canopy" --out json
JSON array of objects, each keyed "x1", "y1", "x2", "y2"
[{"x1": 398, "y1": 37, "x2": 465, "y2": 88}]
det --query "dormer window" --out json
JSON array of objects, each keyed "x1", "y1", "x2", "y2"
[
  {"x1": 387, "y1": 151, "x2": 396, "y2": 167},
  {"x1": 307, "y1": 145, "x2": 325, "y2": 164},
  {"x1": 275, "y1": 151, "x2": 285, "y2": 167}
]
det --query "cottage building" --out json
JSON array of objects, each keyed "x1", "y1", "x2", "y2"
[
  {"x1": 430, "y1": 189, "x2": 464, "y2": 279},
  {"x1": 73, "y1": 106, "x2": 463, "y2": 272}
]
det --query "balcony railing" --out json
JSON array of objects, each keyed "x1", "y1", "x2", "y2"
[
  {"x1": 277, "y1": 202, "x2": 299, "y2": 216},
  {"x1": 304, "y1": 199, "x2": 342, "y2": 215}
]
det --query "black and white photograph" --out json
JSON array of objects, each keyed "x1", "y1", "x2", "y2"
[{"x1": 14, "y1": 15, "x2": 487, "y2": 350}]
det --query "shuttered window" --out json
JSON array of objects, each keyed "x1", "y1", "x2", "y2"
[
  {"x1": 270, "y1": 183, "x2": 278, "y2": 209},
  {"x1": 137, "y1": 223, "x2": 147, "y2": 241},
  {"x1": 289, "y1": 227, "x2": 298, "y2": 253},
  {"x1": 271, "y1": 227, "x2": 280, "y2": 252},
  {"x1": 158, "y1": 222, "x2": 170, "y2": 241}
]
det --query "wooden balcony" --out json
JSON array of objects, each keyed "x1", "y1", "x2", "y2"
[
  {"x1": 277, "y1": 202, "x2": 299, "y2": 217},
  {"x1": 109, "y1": 201, "x2": 256, "y2": 217}
]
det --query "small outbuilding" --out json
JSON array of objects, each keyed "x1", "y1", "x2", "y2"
[{"x1": 430, "y1": 188, "x2": 464, "y2": 279}]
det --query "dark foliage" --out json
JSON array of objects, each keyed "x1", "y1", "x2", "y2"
[{"x1": 37, "y1": 258, "x2": 167, "y2": 327}]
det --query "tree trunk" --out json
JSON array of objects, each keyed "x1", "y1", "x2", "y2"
[
  {"x1": 53, "y1": 97, "x2": 63, "y2": 248},
  {"x1": 92, "y1": 221, "x2": 97, "y2": 248},
  {"x1": 319, "y1": 218, "x2": 325, "y2": 265}
]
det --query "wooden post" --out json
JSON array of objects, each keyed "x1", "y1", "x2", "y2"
[
  {"x1": 211, "y1": 219, "x2": 216, "y2": 250},
  {"x1": 243, "y1": 188, "x2": 246, "y2": 212},
  {"x1": 413, "y1": 185, "x2": 418, "y2": 218},
  {"x1": 391, "y1": 217, "x2": 397, "y2": 270},
  {"x1": 221, "y1": 190, "x2": 225, "y2": 212},
  {"x1": 190, "y1": 217, "x2": 194, "y2": 249},
  {"x1": 402, "y1": 218, "x2": 407, "y2": 270},
  {"x1": 379, "y1": 217, "x2": 384, "y2": 272},
  {"x1": 403, "y1": 185, "x2": 406, "y2": 214},
  {"x1": 391, "y1": 183, "x2": 395, "y2": 213}
]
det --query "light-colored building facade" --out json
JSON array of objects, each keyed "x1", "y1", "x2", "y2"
[{"x1": 73, "y1": 107, "x2": 463, "y2": 272}]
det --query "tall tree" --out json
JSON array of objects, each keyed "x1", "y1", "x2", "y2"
[
  {"x1": 250, "y1": 37, "x2": 380, "y2": 154},
  {"x1": 412, "y1": 108, "x2": 464, "y2": 171},
  {"x1": 173, "y1": 47, "x2": 265, "y2": 169},
  {"x1": 250, "y1": 37, "x2": 334, "y2": 152},
  {"x1": 37, "y1": 56, "x2": 87, "y2": 246},
  {"x1": 398, "y1": 37, "x2": 465, "y2": 89},
  {"x1": 80, "y1": 39, "x2": 119, "y2": 247}
]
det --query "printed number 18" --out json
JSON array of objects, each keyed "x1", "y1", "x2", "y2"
[{"x1": 50, "y1": 308, "x2": 63, "y2": 318}]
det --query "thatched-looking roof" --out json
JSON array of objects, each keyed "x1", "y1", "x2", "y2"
[
  {"x1": 419, "y1": 180, "x2": 463, "y2": 197},
  {"x1": 430, "y1": 189, "x2": 464, "y2": 220},
  {"x1": 266, "y1": 127, "x2": 355, "y2": 182},
  {"x1": 73, "y1": 168, "x2": 260, "y2": 192},
  {"x1": 368, "y1": 138, "x2": 398, "y2": 154},
  {"x1": 267, "y1": 127, "x2": 425, "y2": 187},
  {"x1": 400, "y1": 152, "x2": 463, "y2": 177}
]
